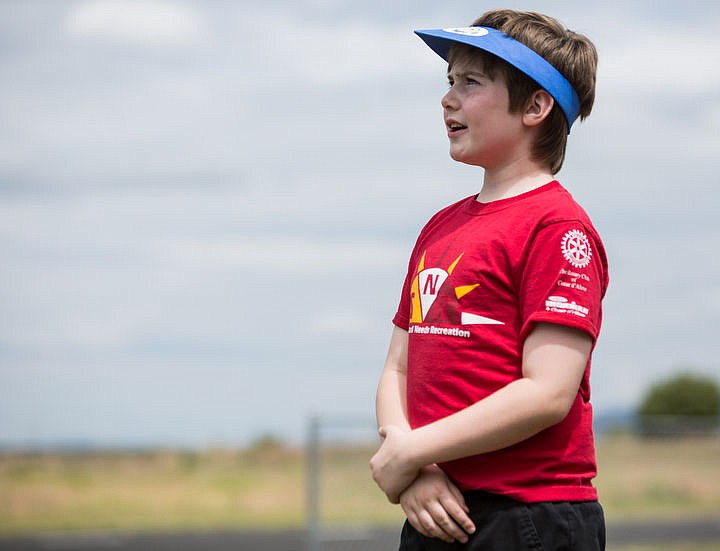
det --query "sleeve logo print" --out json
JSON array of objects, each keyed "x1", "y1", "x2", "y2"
[
  {"x1": 561, "y1": 229, "x2": 592, "y2": 268},
  {"x1": 545, "y1": 295, "x2": 589, "y2": 318}
]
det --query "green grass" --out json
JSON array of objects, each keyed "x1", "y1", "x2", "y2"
[
  {"x1": 0, "y1": 435, "x2": 718, "y2": 537},
  {"x1": 595, "y1": 435, "x2": 720, "y2": 522},
  {"x1": 0, "y1": 447, "x2": 306, "y2": 534}
]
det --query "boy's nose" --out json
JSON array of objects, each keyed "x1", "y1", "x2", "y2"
[{"x1": 442, "y1": 87, "x2": 458, "y2": 111}]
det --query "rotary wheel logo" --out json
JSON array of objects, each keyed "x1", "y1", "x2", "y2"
[{"x1": 561, "y1": 229, "x2": 592, "y2": 268}]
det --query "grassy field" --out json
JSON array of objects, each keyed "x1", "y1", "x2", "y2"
[
  {"x1": 1, "y1": 435, "x2": 718, "y2": 538},
  {"x1": 595, "y1": 434, "x2": 720, "y2": 521}
]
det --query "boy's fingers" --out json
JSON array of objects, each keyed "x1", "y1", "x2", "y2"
[
  {"x1": 413, "y1": 510, "x2": 445, "y2": 541},
  {"x1": 446, "y1": 482, "x2": 475, "y2": 529},
  {"x1": 427, "y1": 501, "x2": 468, "y2": 543},
  {"x1": 440, "y1": 496, "x2": 476, "y2": 535},
  {"x1": 447, "y1": 480, "x2": 471, "y2": 514},
  {"x1": 406, "y1": 500, "x2": 458, "y2": 543}
]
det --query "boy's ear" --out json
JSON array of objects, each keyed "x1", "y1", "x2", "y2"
[{"x1": 523, "y1": 89, "x2": 554, "y2": 128}]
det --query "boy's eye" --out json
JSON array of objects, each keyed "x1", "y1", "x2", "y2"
[{"x1": 447, "y1": 76, "x2": 480, "y2": 88}]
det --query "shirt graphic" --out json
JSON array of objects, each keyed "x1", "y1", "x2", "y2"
[{"x1": 409, "y1": 251, "x2": 503, "y2": 326}]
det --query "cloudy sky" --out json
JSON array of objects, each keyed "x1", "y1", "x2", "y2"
[{"x1": 1, "y1": 0, "x2": 718, "y2": 448}]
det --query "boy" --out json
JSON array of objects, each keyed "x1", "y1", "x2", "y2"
[{"x1": 370, "y1": 9, "x2": 608, "y2": 551}]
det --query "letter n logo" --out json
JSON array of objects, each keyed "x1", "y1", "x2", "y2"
[{"x1": 418, "y1": 268, "x2": 448, "y2": 320}]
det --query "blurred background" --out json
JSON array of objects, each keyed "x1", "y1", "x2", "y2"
[{"x1": 0, "y1": 0, "x2": 719, "y2": 549}]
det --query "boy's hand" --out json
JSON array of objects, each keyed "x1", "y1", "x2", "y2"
[
  {"x1": 399, "y1": 465, "x2": 476, "y2": 544},
  {"x1": 369, "y1": 425, "x2": 420, "y2": 503}
]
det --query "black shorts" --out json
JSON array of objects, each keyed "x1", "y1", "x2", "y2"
[{"x1": 399, "y1": 490, "x2": 605, "y2": 551}]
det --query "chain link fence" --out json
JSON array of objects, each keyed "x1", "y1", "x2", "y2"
[{"x1": 304, "y1": 415, "x2": 401, "y2": 551}]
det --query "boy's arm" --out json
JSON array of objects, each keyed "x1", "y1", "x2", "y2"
[
  {"x1": 375, "y1": 326, "x2": 411, "y2": 431},
  {"x1": 374, "y1": 326, "x2": 475, "y2": 541},
  {"x1": 370, "y1": 322, "x2": 592, "y2": 502}
]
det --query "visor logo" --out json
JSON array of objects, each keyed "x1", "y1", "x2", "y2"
[{"x1": 442, "y1": 27, "x2": 489, "y2": 37}]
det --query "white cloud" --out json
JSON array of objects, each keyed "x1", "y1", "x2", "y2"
[
  {"x1": 572, "y1": 21, "x2": 720, "y2": 166},
  {"x1": 155, "y1": 237, "x2": 407, "y2": 275},
  {"x1": 601, "y1": 26, "x2": 720, "y2": 96},
  {"x1": 239, "y1": 8, "x2": 434, "y2": 86},
  {"x1": 64, "y1": 0, "x2": 207, "y2": 46},
  {"x1": 308, "y1": 309, "x2": 375, "y2": 335}
]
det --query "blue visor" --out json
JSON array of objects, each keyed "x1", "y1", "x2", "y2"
[{"x1": 415, "y1": 27, "x2": 581, "y2": 132}]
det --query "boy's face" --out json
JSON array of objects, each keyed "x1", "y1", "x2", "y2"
[{"x1": 443, "y1": 52, "x2": 525, "y2": 169}]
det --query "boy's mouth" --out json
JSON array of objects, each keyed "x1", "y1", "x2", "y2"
[{"x1": 446, "y1": 119, "x2": 467, "y2": 132}]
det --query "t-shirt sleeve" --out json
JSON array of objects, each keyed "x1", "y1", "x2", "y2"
[
  {"x1": 519, "y1": 221, "x2": 607, "y2": 342},
  {"x1": 393, "y1": 270, "x2": 412, "y2": 330}
]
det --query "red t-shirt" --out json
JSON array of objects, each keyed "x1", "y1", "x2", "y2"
[{"x1": 393, "y1": 181, "x2": 609, "y2": 502}]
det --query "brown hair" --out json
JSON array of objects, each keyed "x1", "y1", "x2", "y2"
[{"x1": 450, "y1": 10, "x2": 597, "y2": 174}]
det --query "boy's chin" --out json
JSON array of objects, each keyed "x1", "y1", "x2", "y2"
[
  {"x1": 449, "y1": 149, "x2": 484, "y2": 168},
  {"x1": 448, "y1": 148, "x2": 466, "y2": 163}
]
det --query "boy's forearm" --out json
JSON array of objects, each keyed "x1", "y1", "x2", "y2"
[
  {"x1": 376, "y1": 326, "x2": 411, "y2": 430},
  {"x1": 369, "y1": 379, "x2": 559, "y2": 504},
  {"x1": 376, "y1": 368, "x2": 410, "y2": 430},
  {"x1": 405, "y1": 376, "x2": 567, "y2": 469},
  {"x1": 400, "y1": 323, "x2": 590, "y2": 471}
]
